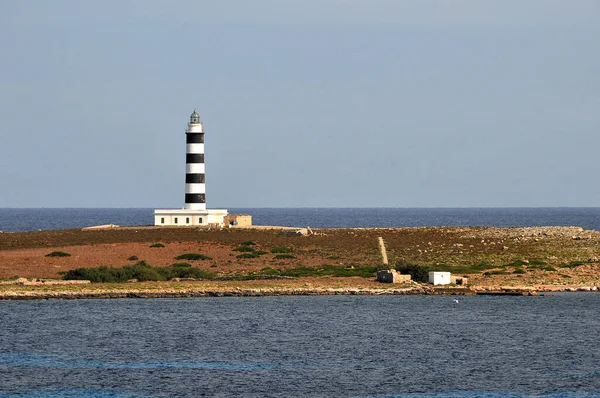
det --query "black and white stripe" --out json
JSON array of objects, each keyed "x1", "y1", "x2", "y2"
[{"x1": 184, "y1": 110, "x2": 206, "y2": 210}]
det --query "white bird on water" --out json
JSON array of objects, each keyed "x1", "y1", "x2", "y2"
[{"x1": 453, "y1": 299, "x2": 459, "y2": 304}]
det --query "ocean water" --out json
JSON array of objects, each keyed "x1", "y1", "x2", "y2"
[
  {"x1": 1, "y1": 207, "x2": 600, "y2": 232},
  {"x1": 1, "y1": 294, "x2": 600, "y2": 397}
]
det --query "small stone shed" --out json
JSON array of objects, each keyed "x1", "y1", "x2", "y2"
[
  {"x1": 376, "y1": 269, "x2": 412, "y2": 284},
  {"x1": 226, "y1": 214, "x2": 252, "y2": 227}
]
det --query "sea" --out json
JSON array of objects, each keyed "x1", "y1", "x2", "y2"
[
  {"x1": 2, "y1": 295, "x2": 600, "y2": 397},
  {"x1": 2, "y1": 208, "x2": 600, "y2": 397},
  {"x1": 1, "y1": 207, "x2": 600, "y2": 232}
]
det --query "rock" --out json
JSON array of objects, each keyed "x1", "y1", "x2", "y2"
[
  {"x1": 280, "y1": 228, "x2": 309, "y2": 237},
  {"x1": 14, "y1": 277, "x2": 28, "y2": 285},
  {"x1": 578, "y1": 286, "x2": 592, "y2": 292},
  {"x1": 127, "y1": 255, "x2": 139, "y2": 261},
  {"x1": 82, "y1": 224, "x2": 120, "y2": 230}
]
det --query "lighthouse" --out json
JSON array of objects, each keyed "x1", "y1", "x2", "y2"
[
  {"x1": 185, "y1": 109, "x2": 206, "y2": 210},
  {"x1": 153, "y1": 110, "x2": 228, "y2": 227}
]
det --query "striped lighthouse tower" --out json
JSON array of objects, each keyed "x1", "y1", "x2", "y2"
[
  {"x1": 154, "y1": 109, "x2": 229, "y2": 227},
  {"x1": 184, "y1": 110, "x2": 206, "y2": 210}
]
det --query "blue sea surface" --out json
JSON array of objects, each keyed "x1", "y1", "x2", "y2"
[
  {"x1": 1, "y1": 207, "x2": 600, "y2": 232},
  {"x1": 2, "y1": 209, "x2": 600, "y2": 396},
  {"x1": 1, "y1": 295, "x2": 600, "y2": 397}
]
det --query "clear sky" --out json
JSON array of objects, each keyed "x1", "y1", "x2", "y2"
[{"x1": 1, "y1": 0, "x2": 599, "y2": 208}]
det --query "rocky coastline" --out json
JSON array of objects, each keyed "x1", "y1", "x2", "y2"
[{"x1": 1, "y1": 279, "x2": 598, "y2": 300}]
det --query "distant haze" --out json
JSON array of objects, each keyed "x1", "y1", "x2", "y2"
[{"x1": 1, "y1": 0, "x2": 599, "y2": 208}]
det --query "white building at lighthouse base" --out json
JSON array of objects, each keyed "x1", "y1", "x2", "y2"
[{"x1": 154, "y1": 208, "x2": 228, "y2": 227}]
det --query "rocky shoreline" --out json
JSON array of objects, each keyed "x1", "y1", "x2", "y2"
[{"x1": 2, "y1": 284, "x2": 598, "y2": 300}]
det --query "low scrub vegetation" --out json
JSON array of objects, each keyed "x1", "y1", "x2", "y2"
[
  {"x1": 233, "y1": 245, "x2": 255, "y2": 253},
  {"x1": 62, "y1": 261, "x2": 215, "y2": 283},
  {"x1": 171, "y1": 262, "x2": 192, "y2": 267},
  {"x1": 528, "y1": 259, "x2": 548, "y2": 265},
  {"x1": 236, "y1": 250, "x2": 268, "y2": 259},
  {"x1": 271, "y1": 246, "x2": 293, "y2": 254},
  {"x1": 45, "y1": 251, "x2": 71, "y2": 257},
  {"x1": 394, "y1": 261, "x2": 430, "y2": 283},
  {"x1": 240, "y1": 241, "x2": 256, "y2": 246},
  {"x1": 483, "y1": 270, "x2": 511, "y2": 276},
  {"x1": 274, "y1": 254, "x2": 296, "y2": 260},
  {"x1": 174, "y1": 253, "x2": 212, "y2": 261},
  {"x1": 237, "y1": 253, "x2": 259, "y2": 259},
  {"x1": 149, "y1": 243, "x2": 165, "y2": 248},
  {"x1": 558, "y1": 261, "x2": 586, "y2": 269},
  {"x1": 253, "y1": 264, "x2": 378, "y2": 278}
]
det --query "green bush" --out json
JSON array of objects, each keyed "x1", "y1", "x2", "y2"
[
  {"x1": 427, "y1": 261, "x2": 495, "y2": 275},
  {"x1": 504, "y1": 260, "x2": 529, "y2": 267},
  {"x1": 277, "y1": 264, "x2": 377, "y2": 278},
  {"x1": 271, "y1": 246, "x2": 293, "y2": 254},
  {"x1": 558, "y1": 261, "x2": 586, "y2": 269},
  {"x1": 175, "y1": 253, "x2": 212, "y2": 261},
  {"x1": 274, "y1": 254, "x2": 296, "y2": 259},
  {"x1": 394, "y1": 261, "x2": 430, "y2": 283},
  {"x1": 512, "y1": 267, "x2": 527, "y2": 274},
  {"x1": 45, "y1": 251, "x2": 71, "y2": 257},
  {"x1": 171, "y1": 262, "x2": 192, "y2": 268},
  {"x1": 240, "y1": 241, "x2": 256, "y2": 246},
  {"x1": 149, "y1": 243, "x2": 165, "y2": 248},
  {"x1": 483, "y1": 270, "x2": 510, "y2": 276},
  {"x1": 237, "y1": 253, "x2": 259, "y2": 259},
  {"x1": 62, "y1": 261, "x2": 215, "y2": 283},
  {"x1": 254, "y1": 250, "x2": 268, "y2": 256},
  {"x1": 127, "y1": 256, "x2": 139, "y2": 261},
  {"x1": 259, "y1": 267, "x2": 282, "y2": 276},
  {"x1": 529, "y1": 259, "x2": 547, "y2": 265},
  {"x1": 233, "y1": 245, "x2": 255, "y2": 252}
]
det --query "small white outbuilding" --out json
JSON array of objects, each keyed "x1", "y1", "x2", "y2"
[{"x1": 428, "y1": 271, "x2": 451, "y2": 285}]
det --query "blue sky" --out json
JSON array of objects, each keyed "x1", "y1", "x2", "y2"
[{"x1": 1, "y1": 0, "x2": 599, "y2": 208}]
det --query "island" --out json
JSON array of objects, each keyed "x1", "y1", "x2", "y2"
[{"x1": 1, "y1": 225, "x2": 599, "y2": 299}]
